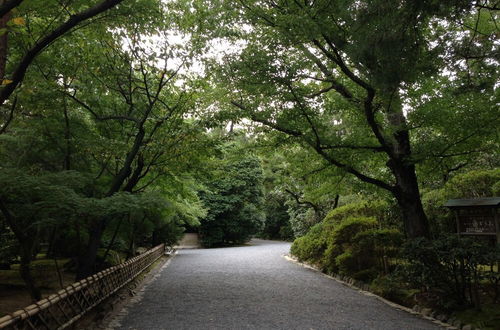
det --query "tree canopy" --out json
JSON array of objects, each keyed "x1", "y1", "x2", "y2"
[{"x1": 0, "y1": 0, "x2": 498, "y2": 308}]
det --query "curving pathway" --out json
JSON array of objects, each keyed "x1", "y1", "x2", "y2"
[{"x1": 112, "y1": 239, "x2": 442, "y2": 330}]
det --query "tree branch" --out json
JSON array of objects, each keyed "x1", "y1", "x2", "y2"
[
  {"x1": 313, "y1": 144, "x2": 395, "y2": 192},
  {"x1": 62, "y1": 90, "x2": 139, "y2": 123},
  {"x1": 0, "y1": 0, "x2": 23, "y2": 19},
  {"x1": 232, "y1": 100, "x2": 395, "y2": 192},
  {"x1": 284, "y1": 188, "x2": 319, "y2": 212},
  {"x1": 297, "y1": 44, "x2": 356, "y2": 101},
  {"x1": 319, "y1": 143, "x2": 385, "y2": 152},
  {"x1": 231, "y1": 100, "x2": 303, "y2": 137},
  {"x1": 0, "y1": 0, "x2": 125, "y2": 109}
]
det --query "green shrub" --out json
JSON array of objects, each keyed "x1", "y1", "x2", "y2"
[
  {"x1": 421, "y1": 188, "x2": 454, "y2": 236},
  {"x1": 96, "y1": 249, "x2": 125, "y2": 268},
  {"x1": 444, "y1": 169, "x2": 500, "y2": 198},
  {"x1": 370, "y1": 275, "x2": 417, "y2": 306},
  {"x1": 322, "y1": 200, "x2": 389, "y2": 226},
  {"x1": 290, "y1": 223, "x2": 326, "y2": 264},
  {"x1": 400, "y1": 235, "x2": 500, "y2": 310},
  {"x1": 323, "y1": 216, "x2": 377, "y2": 274},
  {"x1": 335, "y1": 251, "x2": 357, "y2": 274},
  {"x1": 354, "y1": 228, "x2": 404, "y2": 258},
  {"x1": 291, "y1": 200, "x2": 403, "y2": 278},
  {"x1": 352, "y1": 268, "x2": 379, "y2": 282}
]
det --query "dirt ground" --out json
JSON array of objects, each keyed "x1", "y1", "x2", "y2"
[{"x1": 0, "y1": 271, "x2": 75, "y2": 317}]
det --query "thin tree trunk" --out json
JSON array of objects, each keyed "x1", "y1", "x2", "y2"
[
  {"x1": 53, "y1": 258, "x2": 64, "y2": 289},
  {"x1": 101, "y1": 214, "x2": 126, "y2": 265},
  {"x1": 20, "y1": 248, "x2": 41, "y2": 301},
  {"x1": 77, "y1": 123, "x2": 147, "y2": 279},
  {"x1": 63, "y1": 94, "x2": 71, "y2": 171},
  {"x1": 0, "y1": 197, "x2": 41, "y2": 300},
  {"x1": 76, "y1": 219, "x2": 106, "y2": 280}
]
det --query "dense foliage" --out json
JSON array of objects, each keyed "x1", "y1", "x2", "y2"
[
  {"x1": 291, "y1": 170, "x2": 500, "y2": 313},
  {"x1": 0, "y1": 0, "x2": 211, "y2": 300},
  {"x1": 291, "y1": 200, "x2": 402, "y2": 281},
  {"x1": 199, "y1": 141, "x2": 265, "y2": 247},
  {"x1": 0, "y1": 0, "x2": 498, "y2": 322}
]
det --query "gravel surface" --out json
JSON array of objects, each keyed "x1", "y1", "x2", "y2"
[{"x1": 113, "y1": 239, "x2": 442, "y2": 330}]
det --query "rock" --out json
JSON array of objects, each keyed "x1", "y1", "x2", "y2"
[
  {"x1": 412, "y1": 305, "x2": 421, "y2": 313},
  {"x1": 421, "y1": 308, "x2": 432, "y2": 316},
  {"x1": 452, "y1": 320, "x2": 462, "y2": 328},
  {"x1": 436, "y1": 314, "x2": 447, "y2": 322},
  {"x1": 461, "y1": 325, "x2": 472, "y2": 330}
]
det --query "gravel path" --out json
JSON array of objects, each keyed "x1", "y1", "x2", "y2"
[{"x1": 113, "y1": 239, "x2": 442, "y2": 330}]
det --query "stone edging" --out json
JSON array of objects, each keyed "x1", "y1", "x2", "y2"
[{"x1": 283, "y1": 254, "x2": 479, "y2": 330}]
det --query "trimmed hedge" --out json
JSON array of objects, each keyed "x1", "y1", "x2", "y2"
[{"x1": 291, "y1": 200, "x2": 403, "y2": 281}]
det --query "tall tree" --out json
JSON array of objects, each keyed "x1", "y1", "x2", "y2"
[
  {"x1": 198, "y1": 137, "x2": 265, "y2": 247},
  {"x1": 202, "y1": 0, "x2": 498, "y2": 238}
]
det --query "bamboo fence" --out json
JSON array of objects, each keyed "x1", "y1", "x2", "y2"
[{"x1": 0, "y1": 244, "x2": 165, "y2": 329}]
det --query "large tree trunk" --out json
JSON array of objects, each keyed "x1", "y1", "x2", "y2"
[
  {"x1": 76, "y1": 220, "x2": 106, "y2": 280},
  {"x1": 383, "y1": 93, "x2": 430, "y2": 238},
  {"x1": 389, "y1": 159, "x2": 430, "y2": 238}
]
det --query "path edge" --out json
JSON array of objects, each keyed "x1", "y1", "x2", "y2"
[
  {"x1": 103, "y1": 250, "x2": 178, "y2": 330},
  {"x1": 283, "y1": 254, "x2": 462, "y2": 330}
]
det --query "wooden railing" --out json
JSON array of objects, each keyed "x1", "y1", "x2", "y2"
[{"x1": 0, "y1": 244, "x2": 165, "y2": 330}]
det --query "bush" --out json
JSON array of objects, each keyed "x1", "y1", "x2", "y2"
[
  {"x1": 96, "y1": 249, "x2": 125, "y2": 268},
  {"x1": 291, "y1": 200, "x2": 403, "y2": 280},
  {"x1": 322, "y1": 200, "x2": 391, "y2": 226},
  {"x1": 323, "y1": 216, "x2": 377, "y2": 274},
  {"x1": 444, "y1": 169, "x2": 500, "y2": 198},
  {"x1": 400, "y1": 235, "x2": 500, "y2": 310},
  {"x1": 290, "y1": 223, "x2": 326, "y2": 264},
  {"x1": 370, "y1": 275, "x2": 418, "y2": 306}
]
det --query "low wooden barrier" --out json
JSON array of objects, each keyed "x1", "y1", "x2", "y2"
[{"x1": 0, "y1": 244, "x2": 165, "y2": 329}]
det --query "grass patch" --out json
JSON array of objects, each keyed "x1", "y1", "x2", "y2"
[{"x1": 0, "y1": 258, "x2": 73, "y2": 288}]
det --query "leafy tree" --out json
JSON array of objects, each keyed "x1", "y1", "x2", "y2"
[
  {"x1": 259, "y1": 189, "x2": 293, "y2": 240},
  {"x1": 0, "y1": 169, "x2": 87, "y2": 300},
  {"x1": 199, "y1": 139, "x2": 265, "y2": 247},
  {"x1": 199, "y1": 0, "x2": 498, "y2": 238},
  {"x1": 0, "y1": 0, "x2": 213, "y2": 298},
  {"x1": 0, "y1": 0, "x2": 127, "y2": 117}
]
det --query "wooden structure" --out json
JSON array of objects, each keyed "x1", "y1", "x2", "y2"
[
  {"x1": 0, "y1": 244, "x2": 166, "y2": 330},
  {"x1": 444, "y1": 197, "x2": 500, "y2": 245}
]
